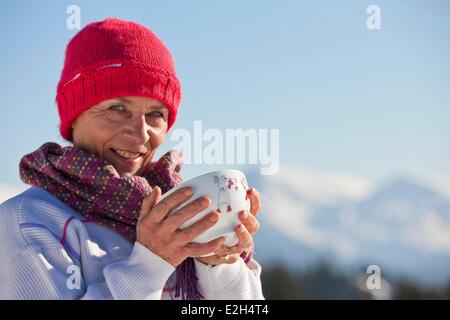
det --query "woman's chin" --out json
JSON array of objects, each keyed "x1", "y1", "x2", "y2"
[
  {"x1": 119, "y1": 172, "x2": 135, "y2": 177},
  {"x1": 113, "y1": 161, "x2": 142, "y2": 177}
]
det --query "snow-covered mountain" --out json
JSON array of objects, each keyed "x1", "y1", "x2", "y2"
[{"x1": 247, "y1": 167, "x2": 450, "y2": 286}]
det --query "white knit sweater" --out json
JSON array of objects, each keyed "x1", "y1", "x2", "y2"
[{"x1": 0, "y1": 187, "x2": 264, "y2": 300}]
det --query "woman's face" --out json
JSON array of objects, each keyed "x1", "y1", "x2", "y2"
[{"x1": 72, "y1": 96, "x2": 169, "y2": 177}]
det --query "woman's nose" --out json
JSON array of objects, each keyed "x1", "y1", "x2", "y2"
[{"x1": 123, "y1": 115, "x2": 151, "y2": 145}]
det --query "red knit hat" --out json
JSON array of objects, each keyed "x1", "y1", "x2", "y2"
[{"x1": 56, "y1": 18, "x2": 182, "y2": 142}]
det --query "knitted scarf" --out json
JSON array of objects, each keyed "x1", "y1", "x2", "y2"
[{"x1": 19, "y1": 142, "x2": 201, "y2": 299}]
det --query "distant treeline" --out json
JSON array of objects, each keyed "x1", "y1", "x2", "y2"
[{"x1": 261, "y1": 262, "x2": 450, "y2": 300}]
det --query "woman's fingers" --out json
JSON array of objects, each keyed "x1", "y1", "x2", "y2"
[
  {"x1": 185, "y1": 237, "x2": 225, "y2": 257},
  {"x1": 215, "y1": 224, "x2": 253, "y2": 257},
  {"x1": 175, "y1": 210, "x2": 219, "y2": 243},
  {"x1": 138, "y1": 186, "x2": 261, "y2": 267},
  {"x1": 163, "y1": 196, "x2": 212, "y2": 233},
  {"x1": 248, "y1": 187, "x2": 261, "y2": 216},
  {"x1": 139, "y1": 186, "x2": 159, "y2": 221},
  {"x1": 194, "y1": 222, "x2": 256, "y2": 265},
  {"x1": 195, "y1": 251, "x2": 240, "y2": 265},
  {"x1": 231, "y1": 224, "x2": 253, "y2": 254},
  {"x1": 147, "y1": 187, "x2": 194, "y2": 223},
  {"x1": 239, "y1": 210, "x2": 260, "y2": 235}
]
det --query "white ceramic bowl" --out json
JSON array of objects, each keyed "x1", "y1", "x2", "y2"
[{"x1": 158, "y1": 169, "x2": 251, "y2": 254}]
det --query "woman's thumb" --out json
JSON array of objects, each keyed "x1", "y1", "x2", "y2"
[{"x1": 139, "y1": 186, "x2": 162, "y2": 220}]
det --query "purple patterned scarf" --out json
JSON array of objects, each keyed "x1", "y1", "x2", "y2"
[{"x1": 19, "y1": 142, "x2": 201, "y2": 299}]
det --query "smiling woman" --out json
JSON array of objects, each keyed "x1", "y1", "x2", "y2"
[
  {"x1": 0, "y1": 18, "x2": 264, "y2": 300},
  {"x1": 71, "y1": 96, "x2": 169, "y2": 177}
]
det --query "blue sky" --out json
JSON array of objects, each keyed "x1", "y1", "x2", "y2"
[{"x1": 0, "y1": 0, "x2": 449, "y2": 188}]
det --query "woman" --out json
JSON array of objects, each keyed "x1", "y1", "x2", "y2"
[{"x1": 0, "y1": 18, "x2": 263, "y2": 300}]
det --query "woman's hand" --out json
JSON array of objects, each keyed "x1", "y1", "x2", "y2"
[
  {"x1": 137, "y1": 186, "x2": 225, "y2": 267},
  {"x1": 195, "y1": 187, "x2": 261, "y2": 266}
]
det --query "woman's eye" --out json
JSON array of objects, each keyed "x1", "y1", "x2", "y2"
[
  {"x1": 108, "y1": 104, "x2": 126, "y2": 112},
  {"x1": 147, "y1": 111, "x2": 164, "y2": 117}
]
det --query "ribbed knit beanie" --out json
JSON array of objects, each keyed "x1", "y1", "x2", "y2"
[{"x1": 56, "y1": 18, "x2": 182, "y2": 142}]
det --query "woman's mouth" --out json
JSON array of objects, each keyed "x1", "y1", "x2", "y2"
[
  {"x1": 109, "y1": 148, "x2": 145, "y2": 171},
  {"x1": 111, "y1": 148, "x2": 143, "y2": 160}
]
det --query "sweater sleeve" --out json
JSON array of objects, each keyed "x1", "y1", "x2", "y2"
[
  {"x1": 193, "y1": 258, "x2": 265, "y2": 300},
  {"x1": 0, "y1": 240, "x2": 175, "y2": 300},
  {"x1": 102, "y1": 241, "x2": 175, "y2": 299}
]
